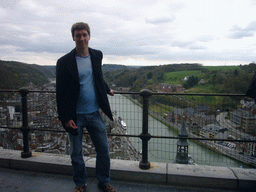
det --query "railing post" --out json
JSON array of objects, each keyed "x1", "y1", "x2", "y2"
[
  {"x1": 19, "y1": 87, "x2": 32, "y2": 158},
  {"x1": 139, "y1": 89, "x2": 152, "y2": 169}
]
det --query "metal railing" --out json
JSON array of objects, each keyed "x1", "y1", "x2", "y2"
[{"x1": 0, "y1": 88, "x2": 256, "y2": 169}]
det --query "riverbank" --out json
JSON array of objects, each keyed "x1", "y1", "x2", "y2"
[{"x1": 107, "y1": 111, "x2": 141, "y2": 161}]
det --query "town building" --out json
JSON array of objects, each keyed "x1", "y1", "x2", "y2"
[
  {"x1": 231, "y1": 108, "x2": 256, "y2": 135},
  {"x1": 200, "y1": 124, "x2": 229, "y2": 140}
]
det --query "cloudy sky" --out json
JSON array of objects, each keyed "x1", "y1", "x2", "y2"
[{"x1": 1, "y1": 0, "x2": 256, "y2": 66}]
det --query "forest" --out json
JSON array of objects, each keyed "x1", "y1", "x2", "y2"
[{"x1": 0, "y1": 60, "x2": 55, "y2": 89}]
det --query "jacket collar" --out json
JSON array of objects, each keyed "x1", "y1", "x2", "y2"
[
  {"x1": 67, "y1": 48, "x2": 99, "y2": 82},
  {"x1": 66, "y1": 48, "x2": 79, "y2": 82}
]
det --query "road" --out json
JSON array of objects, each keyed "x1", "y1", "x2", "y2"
[{"x1": 217, "y1": 112, "x2": 255, "y2": 140}]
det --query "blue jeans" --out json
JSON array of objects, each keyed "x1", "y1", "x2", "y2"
[{"x1": 69, "y1": 111, "x2": 110, "y2": 186}]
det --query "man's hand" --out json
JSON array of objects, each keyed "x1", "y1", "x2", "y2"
[
  {"x1": 108, "y1": 89, "x2": 114, "y2": 96},
  {"x1": 65, "y1": 120, "x2": 78, "y2": 129}
]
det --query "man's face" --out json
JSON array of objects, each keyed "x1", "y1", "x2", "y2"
[{"x1": 73, "y1": 29, "x2": 90, "y2": 49}]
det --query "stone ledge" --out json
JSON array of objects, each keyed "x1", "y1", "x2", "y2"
[
  {"x1": 167, "y1": 164, "x2": 237, "y2": 189},
  {"x1": 0, "y1": 149, "x2": 256, "y2": 190}
]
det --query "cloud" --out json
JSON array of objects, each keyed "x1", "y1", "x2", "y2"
[
  {"x1": 0, "y1": 0, "x2": 18, "y2": 9},
  {"x1": 170, "y1": 40, "x2": 207, "y2": 50},
  {"x1": 196, "y1": 35, "x2": 214, "y2": 42},
  {"x1": 228, "y1": 21, "x2": 256, "y2": 39},
  {"x1": 1, "y1": 0, "x2": 256, "y2": 66},
  {"x1": 146, "y1": 16, "x2": 175, "y2": 25}
]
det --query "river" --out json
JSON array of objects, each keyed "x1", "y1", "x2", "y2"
[{"x1": 108, "y1": 94, "x2": 250, "y2": 168}]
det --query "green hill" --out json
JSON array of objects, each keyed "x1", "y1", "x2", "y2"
[
  {"x1": 0, "y1": 60, "x2": 54, "y2": 89},
  {"x1": 103, "y1": 63, "x2": 256, "y2": 94}
]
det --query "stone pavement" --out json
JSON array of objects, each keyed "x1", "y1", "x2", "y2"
[{"x1": 0, "y1": 167, "x2": 243, "y2": 192}]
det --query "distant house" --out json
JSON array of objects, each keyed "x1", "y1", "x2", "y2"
[
  {"x1": 173, "y1": 107, "x2": 194, "y2": 117},
  {"x1": 248, "y1": 143, "x2": 256, "y2": 156},
  {"x1": 231, "y1": 108, "x2": 256, "y2": 134},
  {"x1": 172, "y1": 107, "x2": 195, "y2": 122},
  {"x1": 198, "y1": 79, "x2": 206, "y2": 85},
  {"x1": 152, "y1": 83, "x2": 183, "y2": 93},
  {"x1": 7, "y1": 106, "x2": 15, "y2": 120},
  {"x1": 200, "y1": 124, "x2": 229, "y2": 140},
  {"x1": 217, "y1": 128, "x2": 229, "y2": 140},
  {"x1": 115, "y1": 87, "x2": 130, "y2": 91},
  {"x1": 196, "y1": 105, "x2": 210, "y2": 113},
  {"x1": 242, "y1": 100, "x2": 256, "y2": 115},
  {"x1": 192, "y1": 113, "x2": 215, "y2": 127},
  {"x1": 184, "y1": 76, "x2": 189, "y2": 81}
]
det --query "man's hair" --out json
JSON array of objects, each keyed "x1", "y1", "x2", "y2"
[{"x1": 71, "y1": 22, "x2": 90, "y2": 37}]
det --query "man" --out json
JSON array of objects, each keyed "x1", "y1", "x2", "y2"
[{"x1": 56, "y1": 22, "x2": 115, "y2": 192}]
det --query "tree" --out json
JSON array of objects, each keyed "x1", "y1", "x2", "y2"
[
  {"x1": 183, "y1": 76, "x2": 199, "y2": 89},
  {"x1": 147, "y1": 72, "x2": 153, "y2": 79},
  {"x1": 234, "y1": 69, "x2": 238, "y2": 76}
]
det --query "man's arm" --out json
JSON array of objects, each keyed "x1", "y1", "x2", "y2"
[{"x1": 246, "y1": 73, "x2": 256, "y2": 99}]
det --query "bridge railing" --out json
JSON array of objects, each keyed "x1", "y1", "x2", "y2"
[{"x1": 0, "y1": 88, "x2": 255, "y2": 168}]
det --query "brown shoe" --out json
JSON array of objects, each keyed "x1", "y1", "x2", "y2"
[
  {"x1": 98, "y1": 183, "x2": 116, "y2": 192},
  {"x1": 74, "y1": 184, "x2": 87, "y2": 192}
]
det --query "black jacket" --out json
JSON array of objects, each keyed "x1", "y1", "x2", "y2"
[{"x1": 56, "y1": 48, "x2": 113, "y2": 135}]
